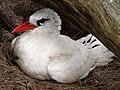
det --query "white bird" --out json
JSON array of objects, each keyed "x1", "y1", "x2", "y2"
[{"x1": 11, "y1": 8, "x2": 114, "y2": 83}]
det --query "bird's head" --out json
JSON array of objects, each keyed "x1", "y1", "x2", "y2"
[{"x1": 12, "y1": 8, "x2": 61, "y2": 33}]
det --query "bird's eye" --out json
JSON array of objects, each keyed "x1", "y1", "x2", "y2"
[{"x1": 36, "y1": 18, "x2": 50, "y2": 26}]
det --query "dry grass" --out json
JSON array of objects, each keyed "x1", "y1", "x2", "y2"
[{"x1": 0, "y1": 29, "x2": 120, "y2": 90}]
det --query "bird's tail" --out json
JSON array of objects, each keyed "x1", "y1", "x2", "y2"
[{"x1": 80, "y1": 34, "x2": 115, "y2": 66}]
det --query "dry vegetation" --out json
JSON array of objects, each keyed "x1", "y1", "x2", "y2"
[{"x1": 0, "y1": 0, "x2": 120, "y2": 90}]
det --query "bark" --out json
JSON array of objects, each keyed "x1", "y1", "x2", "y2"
[{"x1": 0, "y1": 0, "x2": 120, "y2": 57}]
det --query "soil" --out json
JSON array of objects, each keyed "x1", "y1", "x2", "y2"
[{"x1": 0, "y1": 0, "x2": 120, "y2": 89}]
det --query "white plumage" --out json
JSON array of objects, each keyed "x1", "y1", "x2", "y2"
[{"x1": 12, "y1": 8, "x2": 114, "y2": 83}]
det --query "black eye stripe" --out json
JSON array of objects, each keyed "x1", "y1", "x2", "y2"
[
  {"x1": 36, "y1": 18, "x2": 50, "y2": 26},
  {"x1": 37, "y1": 20, "x2": 42, "y2": 26}
]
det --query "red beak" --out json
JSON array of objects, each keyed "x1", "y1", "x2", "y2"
[{"x1": 11, "y1": 21, "x2": 36, "y2": 33}]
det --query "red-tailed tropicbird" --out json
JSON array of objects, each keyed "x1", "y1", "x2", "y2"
[{"x1": 11, "y1": 8, "x2": 114, "y2": 83}]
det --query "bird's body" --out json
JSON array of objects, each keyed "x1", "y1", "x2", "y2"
[{"x1": 12, "y1": 8, "x2": 114, "y2": 83}]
